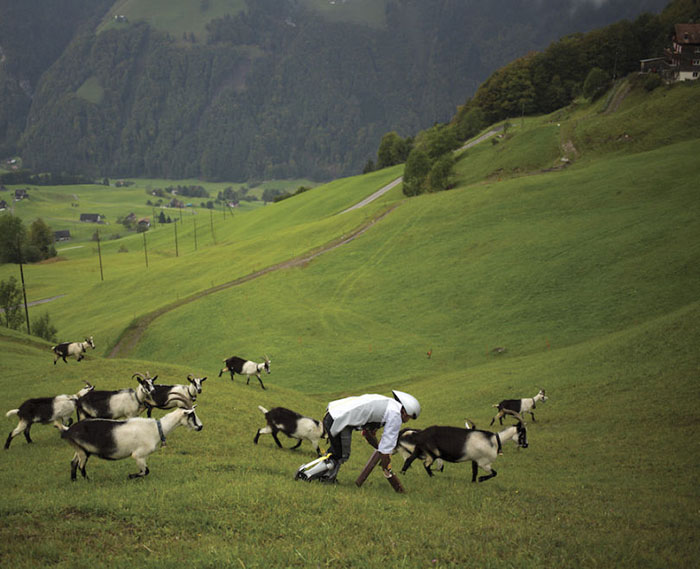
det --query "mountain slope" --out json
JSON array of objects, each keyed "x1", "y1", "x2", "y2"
[{"x1": 5, "y1": 0, "x2": 669, "y2": 180}]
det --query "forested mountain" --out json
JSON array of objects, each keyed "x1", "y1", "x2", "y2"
[{"x1": 0, "y1": 0, "x2": 670, "y2": 181}]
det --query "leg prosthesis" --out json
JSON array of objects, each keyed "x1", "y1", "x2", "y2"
[{"x1": 294, "y1": 453, "x2": 340, "y2": 483}]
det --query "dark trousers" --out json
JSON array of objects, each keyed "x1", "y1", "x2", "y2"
[{"x1": 323, "y1": 413, "x2": 353, "y2": 464}]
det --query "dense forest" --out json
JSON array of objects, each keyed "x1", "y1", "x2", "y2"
[{"x1": 0, "y1": 0, "x2": 675, "y2": 182}]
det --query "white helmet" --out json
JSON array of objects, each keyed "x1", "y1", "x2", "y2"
[{"x1": 392, "y1": 390, "x2": 421, "y2": 420}]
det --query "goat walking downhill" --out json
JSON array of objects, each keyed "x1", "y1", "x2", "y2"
[
  {"x1": 218, "y1": 355, "x2": 270, "y2": 390},
  {"x1": 77, "y1": 372, "x2": 156, "y2": 420},
  {"x1": 254, "y1": 406, "x2": 326, "y2": 456},
  {"x1": 398, "y1": 412, "x2": 528, "y2": 482},
  {"x1": 59, "y1": 399, "x2": 203, "y2": 480},
  {"x1": 490, "y1": 388, "x2": 547, "y2": 426},
  {"x1": 52, "y1": 336, "x2": 95, "y2": 364},
  {"x1": 144, "y1": 374, "x2": 206, "y2": 417},
  {"x1": 5, "y1": 383, "x2": 94, "y2": 449}
]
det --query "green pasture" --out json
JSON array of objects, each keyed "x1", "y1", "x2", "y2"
[
  {"x1": 0, "y1": 166, "x2": 402, "y2": 351},
  {"x1": 135, "y1": 139, "x2": 700, "y2": 393},
  {"x1": 99, "y1": 0, "x2": 247, "y2": 41},
  {"x1": 1, "y1": 82, "x2": 699, "y2": 567}
]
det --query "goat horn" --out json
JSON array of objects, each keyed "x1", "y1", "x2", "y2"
[
  {"x1": 464, "y1": 418, "x2": 476, "y2": 430},
  {"x1": 165, "y1": 395, "x2": 194, "y2": 408},
  {"x1": 501, "y1": 408, "x2": 524, "y2": 423},
  {"x1": 83, "y1": 381, "x2": 92, "y2": 388}
]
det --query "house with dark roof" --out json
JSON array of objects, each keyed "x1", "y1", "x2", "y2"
[
  {"x1": 14, "y1": 188, "x2": 29, "y2": 201},
  {"x1": 671, "y1": 23, "x2": 700, "y2": 81},
  {"x1": 54, "y1": 230, "x2": 71, "y2": 242},
  {"x1": 80, "y1": 213, "x2": 104, "y2": 223},
  {"x1": 0, "y1": 199, "x2": 8, "y2": 211}
]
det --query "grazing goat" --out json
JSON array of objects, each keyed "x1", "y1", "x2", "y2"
[
  {"x1": 254, "y1": 406, "x2": 326, "y2": 456},
  {"x1": 398, "y1": 411, "x2": 528, "y2": 482},
  {"x1": 5, "y1": 383, "x2": 94, "y2": 449},
  {"x1": 144, "y1": 374, "x2": 207, "y2": 418},
  {"x1": 77, "y1": 372, "x2": 156, "y2": 420},
  {"x1": 218, "y1": 355, "x2": 270, "y2": 390},
  {"x1": 52, "y1": 336, "x2": 95, "y2": 364},
  {"x1": 490, "y1": 388, "x2": 547, "y2": 426},
  {"x1": 59, "y1": 398, "x2": 203, "y2": 480}
]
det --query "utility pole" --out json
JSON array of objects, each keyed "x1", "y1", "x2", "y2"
[
  {"x1": 142, "y1": 231, "x2": 149, "y2": 268},
  {"x1": 174, "y1": 222, "x2": 179, "y2": 257},
  {"x1": 16, "y1": 235, "x2": 30, "y2": 335},
  {"x1": 96, "y1": 229, "x2": 104, "y2": 281}
]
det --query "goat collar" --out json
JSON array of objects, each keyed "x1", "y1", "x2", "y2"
[{"x1": 156, "y1": 419, "x2": 166, "y2": 447}]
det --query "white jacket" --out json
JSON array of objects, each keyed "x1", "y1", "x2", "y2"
[{"x1": 327, "y1": 394, "x2": 402, "y2": 454}]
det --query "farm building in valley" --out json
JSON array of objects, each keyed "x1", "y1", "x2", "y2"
[
  {"x1": 80, "y1": 213, "x2": 104, "y2": 223},
  {"x1": 54, "y1": 230, "x2": 71, "y2": 242}
]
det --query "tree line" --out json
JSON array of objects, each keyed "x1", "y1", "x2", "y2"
[{"x1": 2, "y1": 0, "x2": 672, "y2": 183}]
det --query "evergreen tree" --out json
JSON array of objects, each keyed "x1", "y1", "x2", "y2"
[
  {"x1": 0, "y1": 277, "x2": 24, "y2": 330},
  {"x1": 28, "y1": 218, "x2": 56, "y2": 260},
  {"x1": 583, "y1": 67, "x2": 610, "y2": 100},
  {"x1": 402, "y1": 149, "x2": 431, "y2": 197},
  {"x1": 0, "y1": 214, "x2": 26, "y2": 264}
]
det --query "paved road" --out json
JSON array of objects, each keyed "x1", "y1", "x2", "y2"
[
  {"x1": 0, "y1": 294, "x2": 66, "y2": 313},
  {"x1": 339, "y1": 126, "x2": 502, "y2": 214}
]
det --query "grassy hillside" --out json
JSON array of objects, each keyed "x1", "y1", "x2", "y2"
[
  {"x1": 99, "y1": 0, "x2": 247, "y2": 41},
  {"x1": 1, "y1": 80, "x2": 699, "y2": 567}
]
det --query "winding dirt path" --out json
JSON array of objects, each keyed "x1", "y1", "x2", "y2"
[{"x1": 107, "y1": 205, "x2": 399, "y2": 358}]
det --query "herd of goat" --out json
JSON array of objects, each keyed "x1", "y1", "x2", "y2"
[{"x1": 5, "y1": 337, "x2": 548, "y2": 485}]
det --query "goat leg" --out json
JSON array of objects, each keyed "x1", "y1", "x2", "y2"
[
  {"x1": 128, "y1": 458, "x2": 150, "y2": 479},
  {"x1": 478, "y1": 468, "x2": 497, "y2": 483},
  {"x1": 401, "y1": 448, "x2": 420, "y2": 474}
]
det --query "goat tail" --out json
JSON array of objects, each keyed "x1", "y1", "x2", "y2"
[
  {"x1": 258, "y1": 405, "x2": 268, "y2": 415},
  {"x1": 6, "y1": 409, "x2": 19, "y2": 417}
]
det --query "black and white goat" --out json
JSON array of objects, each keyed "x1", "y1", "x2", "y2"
[
  {"x1": 77, "y1": 372, "x2": 156, "y2": 420},
  {"x1": 5, "y1": 383, "x2": 94, "y2": 449},
  {"x1": 254, "y1": 405, "x2": 326, "y2": 456},
  {"x1": 398, "y1": 411, "x2": 528, "y2": 482},
  {"x1": 52, "y1": 336, "x2": 95, "y2": 364},
  {"x1": 144, "y1": 374, "x2": 207, "y2": 418},
  {"x1": 59, "y1": 397, "x2": 203, "y2": 480},
  {"x1": 218, "y1": 355, "x2": 270, "y2": 390},
  {"x1": 490, "y1": 388, "x2": 547, "y2": 426}
]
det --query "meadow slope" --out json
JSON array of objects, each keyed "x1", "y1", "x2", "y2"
[{"x1": 1, "y1": 80, "x2": 699, "y2": 568}]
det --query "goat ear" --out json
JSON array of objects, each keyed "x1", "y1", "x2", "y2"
[
  {"x1": 201, "y1": 377, "x2": 207, "y2": 382},
  {"x1": 152, "y1": 375, "x2": 158, "y2": 382}
]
